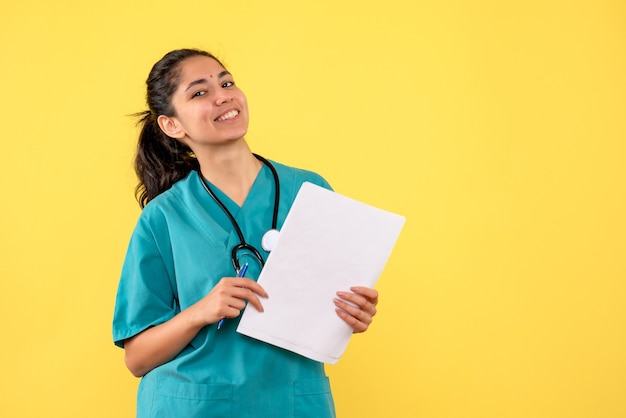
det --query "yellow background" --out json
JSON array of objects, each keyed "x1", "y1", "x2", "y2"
[{"x1": 1, "y1": 0, "x2": 624, "y2": 417}]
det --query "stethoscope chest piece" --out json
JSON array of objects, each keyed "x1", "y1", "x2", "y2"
[{"x1": 261, "y1": 228, "x2": 280, "y2": 252}]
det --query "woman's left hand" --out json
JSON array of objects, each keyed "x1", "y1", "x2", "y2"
[{"x1": 334, "y1": 286, "x2": 379, "y2": 333}]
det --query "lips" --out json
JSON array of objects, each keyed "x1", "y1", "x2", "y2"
[{"x1": 215, "y1": 110, "x2": 239, "y2": 122}]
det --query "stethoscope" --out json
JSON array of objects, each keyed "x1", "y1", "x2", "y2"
[{"x1": 198, "y1": 153, "x2": 281, "y2": 272}]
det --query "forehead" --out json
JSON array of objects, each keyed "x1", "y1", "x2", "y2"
[{"x1": 177, "y1": 55, "x2": 226, "y2": 81}]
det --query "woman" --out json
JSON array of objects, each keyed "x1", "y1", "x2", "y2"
[{"x1": 112, "y1": 48, "x2": 379, "y2": 417}]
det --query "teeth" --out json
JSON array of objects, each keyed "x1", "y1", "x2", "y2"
[{"x1": 217, "y1": 110, "x2": 238, "y2": 121}]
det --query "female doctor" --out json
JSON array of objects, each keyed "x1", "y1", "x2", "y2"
[{"x1": 112, "y1": 48, "x2": 379, "y2": 418}]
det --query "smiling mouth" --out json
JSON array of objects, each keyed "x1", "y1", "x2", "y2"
[{"x1": 216, "y1": 110, "x2": 239, "y2": 122}]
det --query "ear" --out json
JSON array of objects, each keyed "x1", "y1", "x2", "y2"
[{"x1": 157, "y1": 115, "x2": 186, "y2": 139}]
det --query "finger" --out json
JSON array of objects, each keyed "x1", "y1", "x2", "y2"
[
  {"x1": 335, "y1": 306, "x2": 369, "y2": 333},
  {"x1": 241, "y1": 290, "x2": 265, "y2": 313},
  {"x1": 225, "y1": 297, "x2": 247, "y2": 311},
  {"x1": 215, "y1": 291, "x2": 262, "y2": 319},
  {"x1": 221, "y1": 304, "x2": 245, "y2": 319},
  {"x1": 336, "y1": 291, "x2": 377, "y2": 317},
  {"x1": 349, "y1": 286, "x2": 379, "y2": 305},
  {"x1": 334, "y1": 297, "x2": 373, "y2": 324},
  {"x1": 212, "y1": 279, "x2": 267, "y2": 317},
  {"x1": 226, "y1": 278, "x2": 268, "y2": 298},
  {"x1": 225, "y1": 285, "x2": 266, "y2": 313}
]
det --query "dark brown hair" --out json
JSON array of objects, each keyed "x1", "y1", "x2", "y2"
[{"x1": 133, "y1": 48, "x2": 225, "y2": 208}]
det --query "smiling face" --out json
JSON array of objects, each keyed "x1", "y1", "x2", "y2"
[{"x1": 157, "y1": 55, "x2": 249, "y2": 151}]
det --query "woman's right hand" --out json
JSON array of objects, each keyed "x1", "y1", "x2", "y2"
[
  {"x1": 190, "y1": 277, "x2": 268, "y2": 326},
  {"x1": 124, "y1": 277, "x2": 267, "y2": 377}
]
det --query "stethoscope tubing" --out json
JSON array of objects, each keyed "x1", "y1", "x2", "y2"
[{"x1": 197, "y1": 153, "x2": 280, "y2": 272}]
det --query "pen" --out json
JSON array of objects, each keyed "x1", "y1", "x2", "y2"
[{"x1": 217, "y1": 263, "x2": 249, "y2": 330}]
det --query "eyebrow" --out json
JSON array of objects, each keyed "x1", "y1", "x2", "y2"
[{"x1": 184, "y1": 70, "x2": 232, "y2": 92}]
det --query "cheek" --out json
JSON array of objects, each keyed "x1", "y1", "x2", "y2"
[
  {"x1": 182, "y1": 107, "x2": 206, "y2": 129},
  {"x1": 236, "y1": 91, "x2": 249, "y2": 112}
]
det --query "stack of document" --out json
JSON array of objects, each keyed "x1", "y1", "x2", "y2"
[{"x1": 237, "y1": 182, "x2": 405, "y2": 364}]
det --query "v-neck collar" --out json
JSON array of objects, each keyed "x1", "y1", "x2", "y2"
[{"x1": 201, "y1": 163, "x2": 270, "y2": 216}]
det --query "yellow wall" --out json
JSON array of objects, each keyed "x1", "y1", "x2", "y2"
[{"x1": 1, "y1": 1, "x2": 624, "y2": 417}]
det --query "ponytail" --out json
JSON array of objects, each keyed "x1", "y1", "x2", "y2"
[
  {"x1": 132, "y1": 48, "x2": 222, "y2": 208},
  {"x1": 133, "y1": 110, "x2": 199, "y2": 208}
]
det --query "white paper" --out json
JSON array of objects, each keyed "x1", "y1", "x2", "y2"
[{"x1": 236, "y1": 182, "x2": 405, "y2": 364}]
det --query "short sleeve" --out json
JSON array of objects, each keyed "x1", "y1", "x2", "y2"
[
  {"x1": 308, "y1": 172, "x2": 333, "y2": 191},
  {"x1": 319, "y1": 177, "x2": 333, "y2": 191},
  {"x1": 112, "y1": 211, "x2": 177, "y2": 348}
]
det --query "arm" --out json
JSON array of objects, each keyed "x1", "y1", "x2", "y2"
[
  {"x1": 334, "y1": 286, "x2": 379, "y2": 333},
  {"x1": 124, "y1": 306, "x2": 204, "y2": 377},
  {"x1": 124, "y1": 277, "x2": 267, "y2": 377}
]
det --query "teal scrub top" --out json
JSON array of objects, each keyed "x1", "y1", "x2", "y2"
[{"x1": 112, "y1": 161, "x2": 336, "y2": 418}]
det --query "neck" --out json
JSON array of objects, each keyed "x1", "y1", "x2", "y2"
[{"x1": 195, "y1": 141, "x2": 262, "y2": 206}]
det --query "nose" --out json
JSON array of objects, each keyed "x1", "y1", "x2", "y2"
[{"x1": 214, "y1": 90, "x2": 233, "y2": 105}]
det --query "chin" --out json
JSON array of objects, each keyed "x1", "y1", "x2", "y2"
[{"x1": 227, "y1": 128, "x2": 249, "y2": 140}]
